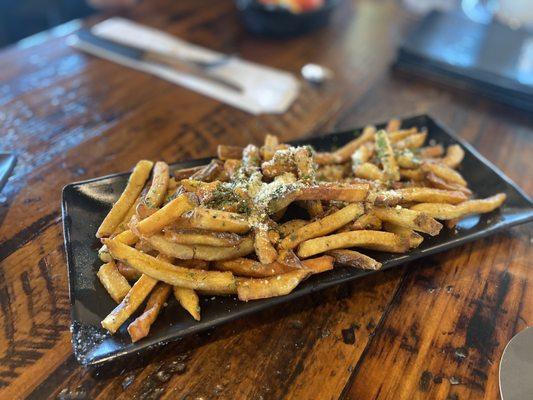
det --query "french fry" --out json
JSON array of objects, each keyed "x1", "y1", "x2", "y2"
[
  {"x1": 174, "y1": 165, "x2": 206, "y2": 180},
  {"x1": 164, "y1": 228, "x2": 243, "y2": 247},
  {"x1": 394, "y1": 132, "x2": 427, "y2": 150},
  {"x1": 117, "y1": 261, "x2": 142, "y2": 281},
  {"x1": 395, "y1": 149, "x2": 421, "y2": 169},
  {"x1": 296, "y1": 183, "x2": 369, "y2": 202},
  {"x1": 173, "y1": 286, "x2": 201, "y2": 321},
  {"x1": 261, "y1": 134, "x2": 280, "y2": 161},
  {"x1": 418, "y1": 145, "x2": 444, "y2": 159},
  {"x1": 421, "y1": 162, "x2": 467, "y2": 186},
  {"x1": 127, "y1": 282, "x2": 172, "y2": 342},
  {"x1": 96, "y1": 160, "x2": 153, "y2": 238},
  {"x1": 101, "y1": 273, "x2": 158, "y2": 334},
  {"x1": 314, "y1": 125, "x2": 375, "y2": 165},
  {"x1": 354, "y1": 162, "x2": 385, "y2": 181},
  {"x1": 142, "y1": 234, "x2": 254, "y2": 261},
  {"x1": 112, "y1": 196, "x2": 141, "y2": 236},
  {"x1": 441, "y1": 144, "x2": 464, "y2": 168},
  {"x1": 425, "y1": 172, "x2": 472, "y2": 196},
  {"x1": 237, "y1": 270, "x2": 311, "y2": 301},
  {"x1": 293, "y1": 146, "x2": 315, "y2": 181},
  {"x1": 214, "y1": 258, "x2": 293, "y2": 278},
  {"x1": 218, "y1": 145, "x2": 243, "y2": 160},
  {"x1": 400, "y1": 168, "x2": 425, "y2": 181},
  {"x1": 224, "y1": 159, "x2": 242, "y2": 180},
  {"x1": 389, "y1": 127, "x2": 417, "y2": 142},
  {"x1": 372, "y1": 207, "x2": 442, "y2": 236},
  {"x1": 177, "y1": 208, "x2": 250, "y2": 233},
  {"x1": 280, "y1": 203, "x2": 364, "y2": 249},
  {"x1": 278, "y1": 219, "x2": 308, "y2": 238},
  {"x1": 382, "y1": 222, "x2": 424, "y2": 249},
  {"x1": 97, "y1": 261, "x2": 132, "y2": 303},
  {"x1": 242, "y1": 144, "x2": 261, "y2": 172},
  {"x1": 350, "y1": 213, "x2": 382, "y2": 230},
  {"x1": 144, "y1": 161, "x2": 170, "y2": 209},
  {"x1": 136, "y1": 193, "x2": 198, "y2": 236},
  {"x1": 326, "y1": 249, "x2": 382, "y2": 270},
  {"x1": 190, "y1": 159, "x2": 223, "y2": 182},
  {"x1": 300, "y1": 255, "x2": 334, "y2": 274},
  {"x1": 411, "y1": 193, "x2": 506, "y2": 220},
  {"x1": 374, "y1": 187, "x2": 468, "y2": 206},
  {"x1": 351, "y1": 143, "x2": 373, "y2": 171},
  {"x1": 297, "y1": 230, "x2": 409, "y2": 258},
  {"x1": 253, "y1": 226, "x2": 278, "y2": 264},
  {"x1": 386, "y1": 118, "x2": 401, "y2": 132},
  {"x1": 103, "y1": 239, "x2": 237, "y2": 292},
  {"x1": 375, "y1": 129, "x2": 400, "y2": 182},
  {"x1": 299, "y1": 200, "x2": 324, "y2": 218}
]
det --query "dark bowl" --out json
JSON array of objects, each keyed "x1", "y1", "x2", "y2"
[{"x1": 235, "y1": 0, "x2": 341, "y2": 38}]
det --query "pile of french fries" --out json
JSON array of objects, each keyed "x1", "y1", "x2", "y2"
[{"x1": 96, "y1": 118, "x2": 506, "y2": 342}]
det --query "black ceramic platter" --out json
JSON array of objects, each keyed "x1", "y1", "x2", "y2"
[{"x1": 62, "y1": 114, "x2": 533, "y2": 366}]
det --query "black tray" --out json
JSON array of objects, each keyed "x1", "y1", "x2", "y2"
[{"x1": 62, "y1": 114, "x2": 533, "y2": 366}]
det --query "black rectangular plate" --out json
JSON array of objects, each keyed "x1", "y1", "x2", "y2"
[{"x1": 62, "y1": 114, "x2": 533, "y2": 366}]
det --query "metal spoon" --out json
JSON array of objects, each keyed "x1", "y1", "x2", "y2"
[{"x1": 301, "y1": 63, "x2": 334, "y2": 84}]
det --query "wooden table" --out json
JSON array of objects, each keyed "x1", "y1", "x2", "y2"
[{"x1": 1, "y1": 0, "x2": 531, "y2": 399}]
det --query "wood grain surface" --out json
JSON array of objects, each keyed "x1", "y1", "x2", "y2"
[{"x1": 0, "y1": 0, "x2": 531, "y2": 399}]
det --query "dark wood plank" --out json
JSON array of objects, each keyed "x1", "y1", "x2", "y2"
[{"x1": 0, "y1": 0, "x2": 530, "y2": 399}]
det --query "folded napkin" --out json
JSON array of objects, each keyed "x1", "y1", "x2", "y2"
[{"x1": 71, "y1": 18, "x2": 300, "y2": 114}]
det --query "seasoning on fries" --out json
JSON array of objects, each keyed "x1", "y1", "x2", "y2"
[{"x1": 94, "y1": 119, "x2": 506, "y2": 341}]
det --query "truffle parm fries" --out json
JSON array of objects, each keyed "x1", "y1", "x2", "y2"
[{"x1": 94, "y1": 119, "x2": 506, "y2": 341}]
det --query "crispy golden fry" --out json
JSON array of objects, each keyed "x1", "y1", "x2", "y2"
[
  {"x1": 214, "y1": 258, "x2": 292, "y2": 278},
  {"x1": 254, "y1": 226, "x2": 278, "y2": 264},
  {"x1": 301, "y1": 255, "x2": 334, "y2": 274},
  {"x1": 136, "y1": 193, "x2": 198, "y2": 236},
  {"x1": 103, "y1": 239, "x2": 237, "y2": 292},
  {"x1": 441, "y1": 144, "x2": 464, "y2": 169},
  {"x1": 293, "y1": 146, "x2": 315, "y2": 181},
  {"x1": 374, "y1": 187, "x2": 468, "y2": 206},
  {"x1": 176, "y1": 208, "x2": 250, "y2": 233},
  {"x1": 114, "y1": 229, "x2": 139, "y2": 244},
  {"x1": 144, "y1": 161, "x2": 170, "y2": 209},
  {"x1": 164, "y1": 228, "x2": 243, "y2": 247},
  {"x1": 96, "y1": 160, "x2": 153, "y2": 238},
  {"x1": 395, "y1": 149, "x2": 421, "y2": 169},
  {"x1": 242, "y1": 144, "x2": 261, "y2": 172},
  {"x1": 190, "y1": 159, "x2": 224, "y2": 182},
  {"x1": 280, "y1": 203, "x2": 364, "y2": 250},
  {"x1": 101, "y1": 273, "x2": 158, "y2": 334},
  {"x1": 389, "y1": 127, "x2": 417, "y2": 142},
  {"x1": 400, "y1": 168, "x2": 425, "y2": 181},
  {"x1": 117, "y1": 261, "x2": 142, "y2": 281},
  {"x1": 224, "y1": 159, "x2": 242, "y2": 180},
  {"x1": 411, "y1": 193, "x2": 506, "y2": 220},
  {"x1": 351, "y1": 143, "x2": 374, "y2": 171},
  {"x1": 261, "y1": 152, "x2": 295, "y2": 178},
  {"x1": 382, "y1": 222, "x2": 424, "y2": 249},
  {"x1": 173, "y1": 286, "x2": 201, "y2": 321},
  {"x1": 142, "y1": 234, "x2": 254, "y2": 261},
  {"x1": 297, "y1": 230, "x2": 409, "y2": 258},
  {"x1": 394, "y1": 132, "x2": 427, "y2": 150},
  {"x1": 296, "y1": 182, "x2": 369, "y2": 202},
  {"x1": 218, "y1": 145, "x2": 243, "y2": 160},
  {"x1": 261, "y1": 134, "x2": 280, "y2": 161},
  {"x1": 97, "y1": 261, "x2": 132, "y2": 303},
  {"x1": 112, "y1": 196, "x2": 141, "y2": 235},
  {"x1": 237, "y1": 270, "x2": 311, "y2": 301},
  {"x1": 278, "y1": 219, "x2": 308, "y2": 238},
  {"x1": 425, "y1": 172, "x2": 472, "y2": 196},
  {"x1": 326, "y1": 249, "x2": 382, "y2": 270},
  {"x1": 421, "y1": 162, "x2": 467, "y2": 186},
  {"x1": 354, "y1": 162, "x2": 385, "y2": 181},
  {"x1": 317, "y1": 164, "x2": 350, "y2": 181},
  {"x1": 314, "y1": 126, "x2": 375, "y2": 165},
  {"x1": 375, "y1": 129, "x2": 400, "y2": 182},
  {"x1": 178, "y1": 259, "x2": 209, "y2": 269},
  {"x1": 127, "y1": 282, "x2": 172, "y2": 342},
  {"x1": 174, "y1": 165, "x2": 206, "y2": 180},
  {"x1": 418, "y1": 145, "x2": 444, "y2": 158},
  {"x1": 351, "y1": 213, "x2": 382, "y2": 230},
  {"x1": 372, "y1": 207, "x2": 442, "y2": 236},
  {"x1": 386, "y1": 118, "x2": 401, "y2": 132}
]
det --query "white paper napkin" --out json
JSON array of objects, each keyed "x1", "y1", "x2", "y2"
[{"x1": 71, "y1": 18, "x2": 300, "y2": 114}]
